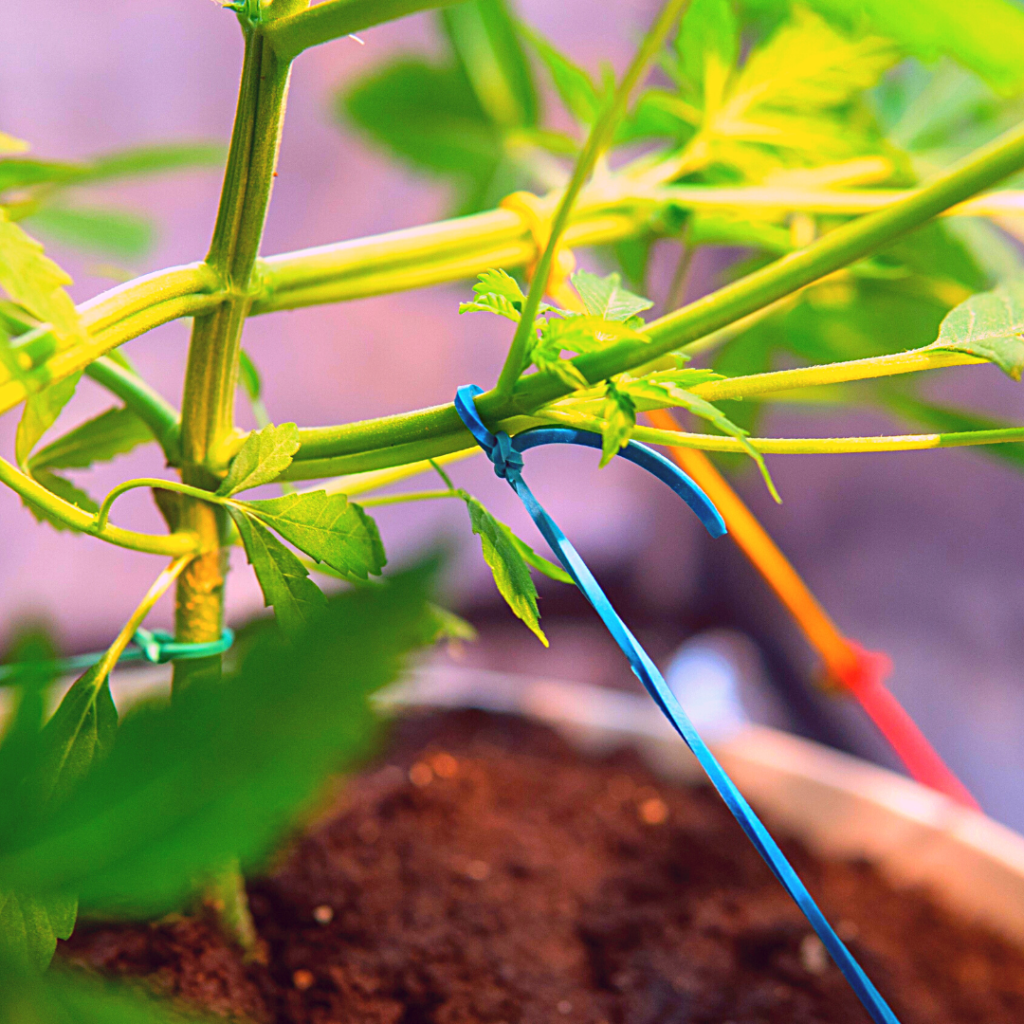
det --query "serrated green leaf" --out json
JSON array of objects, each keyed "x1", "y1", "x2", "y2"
[
  {"x1": 443, "y1": 0, "x2": 538, "y2": 129},
  {"x1": 15, "y1": 372, "x2": 82, "y2": 466},
  {"x1": 599, "y1": 382, "x2": 636, "y2": 466},
  {"x1": 459, "y1": 294, "x2": 522, "y2": 322},
  {"x1": 625, "y1": 377, "x2": 781, "y2": 501},
  {"x1": 29, "y1": 406, "x2": 153, "y2": 473},
  {"x1": 571, "y1": 271, "x2": 654, "y2": 323},
  {"x1": 237, "y1": 491, "x2": 385, "y2": 580},
  {"x1": 0, "y1": 570, "x2": 434, "y2": 915},
  {"x1": 0, "y1": 641, "x2": 112, "y2": 971},
  {"x1": 0, "y1": 891, "x2": 77, "y2": 973},
  {"x1": 519, "y1": 24, "x2": 601, "y2": 130},
  {"x1": 229, "y1": 509, "x2": 326, "y2": 636},
  {"x1": 216, "y1": 422, "x2": 300, "y2": 497},
  {"x1": 690, "y1": 8, "x2": 897, "y2": 179},
  {"x1": 21, "y1": 471, "x2": 97, "y2": 533},
  {"x1": 25, "y1": 206, "x2": 154, "y2": 260},
  {"x1": 930, "y1": 276, "x2": 1024, "y2": 379},
  {"x1": 805, "y1": 0, "x2": 1024, "y2": 95},
  {"x1": 505, "y1": 528, "x2": 574, "y2": 584},
  {"x1": 474, "y1": 266, "x2": 525, "y2": 304},
  {"x1": 35, "y1": 665, "x2": 118, "y2": 809},
  {"x1": 463, "y1": 496, "x2": 546, "y2": 644},
  {"x1": 0, "y1": 210, "x2": 83, "y2": 346}
]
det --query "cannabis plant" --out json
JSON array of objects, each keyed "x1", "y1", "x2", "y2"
[{"x1": 4, "y1": 0, "x2": 1024, "y2": 1016}]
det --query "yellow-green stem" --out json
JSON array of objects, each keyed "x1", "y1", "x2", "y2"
[{"x1": 174, "y1": 20, "x2": 292, "y2": 697}]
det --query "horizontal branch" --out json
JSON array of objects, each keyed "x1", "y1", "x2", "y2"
[{"x1": 653, "y1": 184, "x2": 1024, "y2": 218}]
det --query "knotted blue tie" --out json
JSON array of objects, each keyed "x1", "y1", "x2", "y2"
[{"x1": 454, "y1": 384, "x2": 900, "y2": 1024}]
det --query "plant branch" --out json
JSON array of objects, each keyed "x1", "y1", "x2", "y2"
[
  {"x1": 96, "y1": 478, "x2": 231, "y2": 533},
  {"x1": 84, "y1": 357, "x2": 181, "y2": 462},
  {"x1": 540, "y1": 410, "x2": 1024, "y2": 455},
  {"x1": 358, "y1": 489, "x2": 459, "y2": 507},
  {"x1": 494, "y1": 0, "x2": 691, "y2": 396},
  {"x1": 0, "y1": 457, "x2": 200, "y2": 557},
  {"x1": 92, "y1": 555, "x2": 193, "y2": 680},
  {"x1": 264, "y1": 0, "x2": 466, "y2": 62}
]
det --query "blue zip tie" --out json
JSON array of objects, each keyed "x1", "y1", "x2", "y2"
[
  {"x1": 0, "y1": 627, "x2": 235, "y2": 685},
  {"x1": 455, "y1": 384, "x2": 900, "y2": 1024}
]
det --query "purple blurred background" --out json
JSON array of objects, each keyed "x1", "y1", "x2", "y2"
[{"x1": 3, "y1": 1, "x2": 1024, "y2": 827}]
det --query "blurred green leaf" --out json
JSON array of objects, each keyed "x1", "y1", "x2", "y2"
[
  {"x1": 0, "y1": 965, "x2": 203, "y2": 1024},
  {"x1": 572, "y1": 270, "x2": 653, "y2": 322},
  {"x1": 29, "y1": 406, "x2": 154, "y2": 474},
  {"x1": 0, "y1": 569, "x2": 434, "y2": 916},
  {"x1": 599, "y1": 380, "x2": 636, "y2": 466},
  {"x1": 930, "y1": 275, "x2": 1024, "y2": 379},
  {"x1": 0, "y1": 143, "x2": 224, "y2": 196},
  {"x1": 229, "y1": 509, "x2": 327, "y2": 636},
  {"x1": 677, "y1": 0, "x2": 739, "y2": 107},
  {"x1": 519, "y1": 23, "x2": 601, "y2": 129},
  {"x1": 25, "y1": 207, "x2": 154, "y2": 260},
  {"x1": 463, "y1": 495, "x2": 546, "y2": 643},
  {"x1": 235, "y1": 491, "x2": 386, "y2": 581},
  {"x1": 0, "y1": 211, "x2": 83, "y2": 347},
  {"x1": 443, "y1": 0, "x2": 538, "y2": 128},
  {"x1": 21, "y1": 471, "x2": 98, "y2": 534},
  {"x1": 16, "y1": 373, "x2": 83, "y2": 468},
  {"x1": 217, "y1": 422, "x2": 300, "y2": 497},
  {"x1": 238, "y1": 350, "x2": 262, "y2": 402},
  {"x1": 342, "y1": 58, "x2": 506, "y2": 210}
]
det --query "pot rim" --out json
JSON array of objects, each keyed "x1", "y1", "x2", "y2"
[{"x1": 383, "y1": 664, "x2": 1024, "y2": 944}]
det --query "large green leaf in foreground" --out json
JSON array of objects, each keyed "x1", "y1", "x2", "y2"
[{"x1": 0, "y1": 568, "x2": 435, "y2": 916}]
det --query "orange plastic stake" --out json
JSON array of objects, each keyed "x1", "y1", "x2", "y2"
[{"x1": 645, "y1": 407, "x2": 979, "y2": 810}]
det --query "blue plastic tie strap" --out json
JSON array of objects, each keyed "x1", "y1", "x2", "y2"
[
  {"x1": 455, "y1": 385, "x2": 900, "y2": 1024},
  {"x1": 0, "y1": 628, "x2": 235, "y2": 685}
]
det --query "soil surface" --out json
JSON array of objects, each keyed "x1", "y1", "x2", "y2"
[{"x1": 64, "y1": 710, "x2": 1024, "y2": 1024}]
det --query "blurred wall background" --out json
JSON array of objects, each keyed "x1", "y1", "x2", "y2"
[{"x1": 2, "y1": 1, "x2": 1024, "y2": 827}]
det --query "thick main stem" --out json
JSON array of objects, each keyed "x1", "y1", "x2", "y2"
[{"x1": 173, "y1": 22, "x2": 292, "y2": 695}]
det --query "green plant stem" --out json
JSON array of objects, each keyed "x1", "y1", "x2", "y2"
[
  {"x1": 0, "y1": 456, "x2": 199, "y2": 556},
  {"x1": 358, "y1": 489, "x2": 458, "y2": 507},
  {"x1": 96, "y1": 478, "x2": 230, "y2": 533},
  {"x1": 174, "y1": 23, "x2": 291, "y2": 703},
  {"x1": 495, "y1": 0, "x2": 690, "y2": 396},
  {"x1": 513, "y1": 117, "x2": 1024, "y2": 410},
  {"x1": 540, "y1": 410, "x2": 1024, "y2": 455},
  {"x1": 303, "y1": 449, "x2": 478, "y2": 497},
  {"x1": 92, "y1": 555, "x2": 193, "y2": 680},
  {"x1": 264, "y1": 0, "x2": 466, "y2": 61},
  {"x1": 84, "y1": 357, "x2": 181, "y2": 461},
  {"x1": 281, "y1": 115, "x2": 1024, "y2": 472}
]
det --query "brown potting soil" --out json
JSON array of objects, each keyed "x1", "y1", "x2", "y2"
[{"x1": 64, "y1": 710, "x2": 1024, "y2": 1024}]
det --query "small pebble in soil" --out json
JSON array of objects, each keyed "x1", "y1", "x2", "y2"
[
  {"x1": 638, "y1": 796, "x2": 668, "y2": 824},
  {"x1": 312, "y1": 904, "x2": 334, "y2": 925},
  {"x1": 408, "y1": 761, "x2": 433, "y2": 787},
  {"x1": 292, "y1": 969, "x2": 315, "y2": 991},
  {"x1": 800, "y1": 933, "x2": 829, "y2": 975},
  {"x1": 465, "y1": 860, "x2": 491, "y2": 881},
  {"x1": 430, "y1": 751, "x2": 459, "y2": 777}
]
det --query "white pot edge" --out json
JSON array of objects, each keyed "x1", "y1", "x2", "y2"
[{"x1": 384, "y1": 665, "x2": 1024, "y2": 945}]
